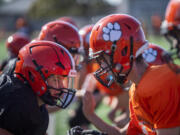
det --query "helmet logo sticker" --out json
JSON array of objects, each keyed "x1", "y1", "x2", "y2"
[
  {"x1": 142, "y1": 48, "x2": 157, "y2": 63},
  {"x1": 7, "y1": 36, "x2": 13, "y2": 43},
  {"x1": 102, "y1": 22, "x2": 122, "y2": 42}
]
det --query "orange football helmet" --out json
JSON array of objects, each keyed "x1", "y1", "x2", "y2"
[
  {"x1": 38, "y1": 20, "x2": 83, "y2": 53},
  {"x1": 161, "y1": 0, "x2": 180, "y2": 35},
  {"x1": 142, "y1": 43, "x2": 167, "y2": 65},
  {"x1": 58, "y1": 16, "x2": 78, "y2": 28},
  {"x1": 38, "y1": 20, "x2": 84, "y2": 70},
  {"x1": 14, "y1": 41, "x2": 77, "y2": 108},
  {"x1": 89, "y1": 14, "x2": 148, "y2": 87}
]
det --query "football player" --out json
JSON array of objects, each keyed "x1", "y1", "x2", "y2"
[
  {"x1": 0, "y1": 33, "x2": 30, "y2": 72},
  {"x1": 161, "y1": 0, "x2": 180, "y2": 73},
  {"x1": 0, "y1": 41, "x2": 77, "y2": 135},
  {"x1": 82, "y1": 14, "x2": 180, "y2": 135}
]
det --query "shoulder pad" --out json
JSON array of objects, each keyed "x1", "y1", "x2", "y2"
[{"x1": 2, "y1": 58, "x2": 17, "y2": 76}]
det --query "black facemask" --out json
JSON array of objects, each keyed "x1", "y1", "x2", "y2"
[
  {"x1": 163, "y1": 28, "x2": 180, "y2": 73},
  {"x1": 91, "y1": 37, "x2": 134, "y2": 88},
  {"x1": 41, "y1": 86, "x2": 76, "y2": 109}
]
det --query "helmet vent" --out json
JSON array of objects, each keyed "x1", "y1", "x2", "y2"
[
  {"x1": 70, "y1": 41, "x2": 74, "y2": 45},
  {"x1": 45, "y1": 70, "x2": 48, "y2": 74},
  {"x1": 56, "y1": 62, "x2": 65, "y2": 69},
  {"x1": 29, "y1": 47, "x2": 33, "y2": 54},
  {"x1": 60, "y1": 49, "x2": 65, "y2": 55},
  {"x1": 124, "y1": 23, "x2": 131, "y2": 30},
  {"x1": 53, "y1": 35, "x2": 64, "y2": 46},
  {"x1": 28, "y1": 71, "x2": 34, "y2": 82},
  {"x1": 121, "y1": 46, "x2": 128, "y2": 56}
]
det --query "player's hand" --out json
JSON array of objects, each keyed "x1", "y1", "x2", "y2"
[
  {"x1": 108, "y1": 109, "x2": 116, "y2": 122},
  {"x1": 81, "y1": 129, "x2": 108, "y2": 135},
  {"x1": 82, "y1": 91, "x2": 96, "y2": 117},
  {"x1": 67, "y1": 126, "x2": 108, "y2": 135},
  {"x1": 67, "y1": 126, "x2": 83, "y2": 135}
]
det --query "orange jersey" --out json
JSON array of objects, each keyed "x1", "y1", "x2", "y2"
[
  {"x1": 128, "y1": 99, "x2": 156, "y2": 135},
  {"x1": 128, "y1": 64, "x2": 180, "y2": 134}
]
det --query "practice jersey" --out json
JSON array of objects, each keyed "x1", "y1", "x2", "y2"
[
  {"x1": 128, "y1": 64, "x2": 180, "y2": 134},
  {"x1": 0, "y1": 74, "x2": 49, "y2": 135}
]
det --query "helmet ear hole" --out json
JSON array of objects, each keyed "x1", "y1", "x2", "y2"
[
  {"x1": 28, "y1": 71, "x2": 34, "y2": 82},
  {"x1": 121, "y1": 46, "x2": 128, "y2": 56}
]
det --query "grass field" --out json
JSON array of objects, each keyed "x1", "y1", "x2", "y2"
[
  {"x1": 0, "y1": 40, "x2": 7, "y2": 60},
  {"x1": 0, "y1": 35, "x2": 173, "y2": 135},
  {"x1": 147, "y1": 35, "x2": 170, "y2": 50}
]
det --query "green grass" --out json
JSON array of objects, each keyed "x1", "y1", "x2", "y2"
[
  {"x1": 147, "y1": 35, "x2": 180, "y2": 65},
  {"x1": 55, "y1": 101, "x2": 112, "y2": 135},
  {"x1": 147, "y1": 35, "x2": 170, "y2": 50},
  {"x1": 55, "y1": 108, "x2": 71, "y2": 135},
  {"x1": 0, "y1": 40, "x2": 8, "y2": 61}
]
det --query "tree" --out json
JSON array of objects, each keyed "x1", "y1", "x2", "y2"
[{"x1": 28, "y1": 0, "x2": 115, "y2": 19}]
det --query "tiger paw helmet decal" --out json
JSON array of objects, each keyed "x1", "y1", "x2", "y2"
[
  {"x1": 142, "y1": 48, "x2": 158, "y2": 63},
  {"x1": 102, "y1": 22, "x2": 122, "y2": 42}
]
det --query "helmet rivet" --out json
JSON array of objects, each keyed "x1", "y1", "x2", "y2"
[{"x1": 115, "y1": 63, "x2": 121, "y2": 71}]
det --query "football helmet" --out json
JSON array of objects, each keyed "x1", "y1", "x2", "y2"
[
  {"x1": 6, "y1": 33, "x2": 30, "y2": 57},
  {"x1": 161, "y1": 0, "x2": 180, "y2": 72},
  {"x1": 38, "y1": 20, "x2": 84, "y2": 70},
  {"x1": 88, "y1": 62, "x2": 125, "y2": 96},
  {"x1": 79, "y1": 24, "x2": 94, "y2": 61},
  {"x1": 58, "y1": 16, "x2": 78, "y2": 28},
  {"x1": 89, "y1": 14, "x2": 148, "y2": 87},
  {"x1": 142, "y1": 43, "x2": 167, "y2": 65},
  {"x1": 14, "y1": 41, "x2": 77, "y2": 108}
]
